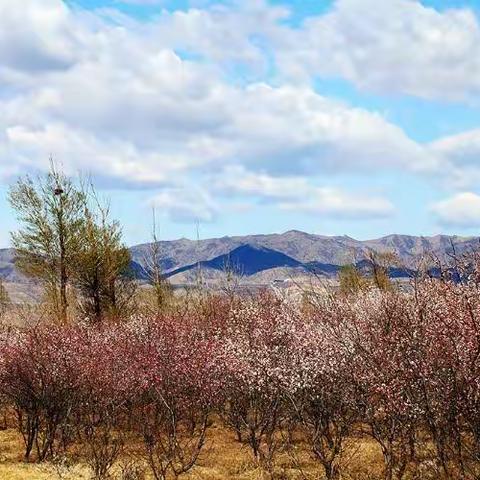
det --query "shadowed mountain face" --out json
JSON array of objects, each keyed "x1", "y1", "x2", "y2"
[
  {"x1": 129, "y1": 231, "x2": 478, "y2": 272},
  {"x1": 1, "y1": 231, "x2": 479, "y2": 285},
  {"x1": 166, "y1": 244, "x2": 302, "y2": 278},
  {"x1": 129, "y1": 231, "x2": 478, "y2": 280}
]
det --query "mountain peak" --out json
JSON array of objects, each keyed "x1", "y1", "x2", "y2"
[
  {"x1": 3, "y1": 231, "x2": 480, "y2": 288},
  {"x1": 167, "y1": 242, "x2": 302, "y2": 277}
]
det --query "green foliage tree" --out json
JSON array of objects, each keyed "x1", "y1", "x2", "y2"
[
  {"x1": 339, "y1": 251, "x2": 399, "y2": 295},
  {"x1": 8, "y1": 165, "x2": 86, "y2": 322},
  {"x1": 73, "y1": 197, "x2": 136, "y2": 322},
  {"x1": 338, "y1": 264, "x2": 368, "y2": 295},
  {"x1": 9, "y1": 164, "x2": 136, "y2": 323}
]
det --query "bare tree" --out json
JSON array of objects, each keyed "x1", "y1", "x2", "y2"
[
  {"x1": 142, "y1": 208, "x2": 172, "y2": 314},
  {"x1": 220, "y1": 253, "x2": 245, "y2": 299},
  {"x1": 365, "y1": 250, "x2": 399, "y2": 291}
]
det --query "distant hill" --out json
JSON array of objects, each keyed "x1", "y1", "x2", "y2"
[
  {"x1": 1, "y1": 231, "x2": 478, "y2": 289},
  {"x1": 166, "y1": 244, "x2": 302, "y2": 278},
  {"x1": 0, "y1": 248, "x2": 25, "y2": 283},
  {"x1": 130, "y1": 231, "x2": 478, "y2": 282}
]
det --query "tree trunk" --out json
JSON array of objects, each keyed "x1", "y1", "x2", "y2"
[{"x1": 58, "y1": 200, "x2": 68, "y2": 322}]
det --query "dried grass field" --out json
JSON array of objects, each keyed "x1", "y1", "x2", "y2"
[{"x1": 0, "y1": 421, "x2": 386, "y2": 480}]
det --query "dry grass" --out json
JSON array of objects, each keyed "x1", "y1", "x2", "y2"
[
  {"x1": 0, "y1": 422, "x2": 388, "y2": 480},
  {"x1": 0, "y1": 428, "x2": 88, "y2": 479}
]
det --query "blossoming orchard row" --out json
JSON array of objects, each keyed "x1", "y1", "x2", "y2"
[{"x1": 0, "y1": 276, "x2": 479, "y2": 480}]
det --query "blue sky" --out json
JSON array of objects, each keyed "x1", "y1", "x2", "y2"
[{"x1": 1, "y1": 0, "x2": 480, "y2": 247}]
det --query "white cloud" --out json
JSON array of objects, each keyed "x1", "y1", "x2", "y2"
[
  {"x1": 0, "y1": 1, "x2": 437, "y2": 190},
  {"x1": 431, "y1": 192, "x2": 480, "y2": 228},
  {"x1": 220, "y1": 84, "x2": 436, "y2": 175},
  {"x1": 1, "y1": 0, "x2": 478, "y2": 226},
  {"x1": 430, "y1": 129, "x2": 480, "y2": 166},
  {"x1": 0, "y1": 0, "x2": 79, "y2": 74},
  {"x1": 147, "y1": 0, "x2": 288, "y2": 73},
  {"x1": 429, "y1": 129, "x2": 480, "y2": 188},
  {"x1": 3, "y1": 124, "x2": 192, "y2": 187},
  {"x1": 213, "y1": 166, "x2": 395, "y2": 219},
  {"x1": 214, "y1": 166, "x2": 311, "y2": 200},
  {"x1": 274, "y1": 0, "x2": 480, "y2": 101},
  {"x1": 105, "y1": 0, "x2": 480, "y2": 102},
  {"x1": 150, "y1": 187, "x2": 219, "y2": 223},
  {"x1": 279, "y1": 187, "x2": 394, "y2": 219}
]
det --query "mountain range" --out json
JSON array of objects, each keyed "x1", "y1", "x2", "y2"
[
  {"x1": 1, "y1": 231, "x2": 479, "y2": 295},
  {"x1": 131, "y1": 230, "x2": 477, "y2": 284}
]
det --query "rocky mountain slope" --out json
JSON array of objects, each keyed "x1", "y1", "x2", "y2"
[
  {"x1": 1, "y1": 231, "x2": 477, "y2": 287},
  {"x1": 130, "y1": 231, "x2": 476, "y2": 278}
]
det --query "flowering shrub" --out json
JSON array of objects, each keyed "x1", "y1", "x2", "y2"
[
  {"x1": 0, "y1": 273, "x2": 480, "y2": 479},
  {"x1": 219, "y1": 294, "x2": 300, "y2": 471},
  {"x1": 289, "y1": 301, "x2": 362, "y2": 480},
  {"x1": 128, "y1": 315, "x2": 222, "y2": 480},
  {"x1": 0, "y1": 325, "x2": 85, "y2": 460}
]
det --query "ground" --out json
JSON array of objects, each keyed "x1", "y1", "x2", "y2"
[{"x1": 0, "y1": 423, "x2": 386, "y2": 480}]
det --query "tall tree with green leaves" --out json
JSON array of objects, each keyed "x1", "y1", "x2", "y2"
[
  {"x1": 73, "y1": 196, "x2": 136, "y2": 322},
  {"x1": 8, "y1": 165, "x2": 86, "y2": 322}
]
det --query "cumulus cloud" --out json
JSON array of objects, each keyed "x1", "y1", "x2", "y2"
[
  {"x1": 429, "y1": 129, "x2": 480, "y2": 188},
  {"x1": 275, "y1": 0, "x2": 480, "y2": 101},
  {"x1": 0, "y1": 1, "x2": 437, "y2": 186},
  {"x1": 0, "y1": 0, "x2": 79, "y2": 74},
  {"x1": 213, "y1": 166, "x2": 395, "y2": 219},
  {"x1": 431, "y1": 129, "x2": 480, "y2": 166},
  {"x1": 279, "y1": 188, "x2": 394, "y2": 219},
  {"x1": 214, "y1": 166, "x2": 312, "y2": 201},
  {"x1": 0, "y1": 0, "x2": 477, "y2": 224},
  {"x1": 147, "y1": 0, "x2": 288, "y2": 73},
  {"x1": 150, "y1": 187, "x2": 219, "y2": 223},
  {"x1": 224, "y1": 84, "x2": 437, "y2": 175},
  {"x1": 431, "y1": 192, "x2": 480, "y2": 228},
  {"x1": 146, "y1": 0, "x2": 480, "y2": 102},
  {"x1": 3, "y1": 124, "x2": 189, "y2": 187}
]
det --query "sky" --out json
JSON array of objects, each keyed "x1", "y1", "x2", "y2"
[{"x1": 2, "y1": 0, "x2": 480, "y2": 247}]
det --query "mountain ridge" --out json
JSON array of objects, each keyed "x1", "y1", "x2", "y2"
[
  {"x1": 130, "y1": 231, "x2": 476, "y2": 273},
  {"x1": 1, "y1": 231, "x2": 478, "y2": 287}
]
